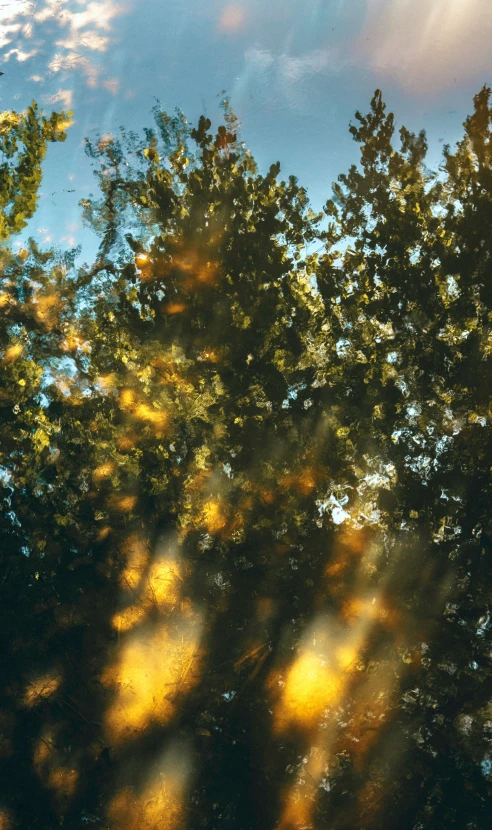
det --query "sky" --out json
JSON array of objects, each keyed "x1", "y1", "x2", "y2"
[{"x1": 2, "y1": 0, "x2": 492, "y2": 260}]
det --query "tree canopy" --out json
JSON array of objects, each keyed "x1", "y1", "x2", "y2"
[{"x1": 0, "y1": 89, "x2": 491, "y2": 830}]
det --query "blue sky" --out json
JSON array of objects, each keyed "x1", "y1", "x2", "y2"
[{"x1": 2, "y1": 0, "x2": 492, "y2": 260}]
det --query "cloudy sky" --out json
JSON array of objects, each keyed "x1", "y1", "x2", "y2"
[{"x1": 2, "y1": 0, "x2": 492, "y2": 257}]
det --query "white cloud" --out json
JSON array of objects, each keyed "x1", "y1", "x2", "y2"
[
  {"x1": 242, "y1": 44, "x2": 346, "y2": 85},
  {"x1": 235, "y1": 44, "x2": 348, "y2": 114},
  {"x1": 3, "y1": 47, "x2": 38, "y2": 63},
  {"x1": 244, "y1": 46, "x2": 274, "y2": 73},
  {"x1": 56, "y1": 32, "x2": 110, "y2": 52},
  {"x1": 278, "y1": 49, "x2": 335, "y2": 83},
  {"x1": 0, "y1": 0, "x2": 126, "y2": 91},
  {"x1": 44, "y1": 88, "x2": 73, "y2": 108}
]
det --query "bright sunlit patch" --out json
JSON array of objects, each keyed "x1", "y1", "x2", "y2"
[
  {"x1": 336, "y1": 644, "x2": 359, "y2": 670},
  {"x1": 273, "y1": 650, "x2": 343, "y2": 733},
  {"x1": 102, "y1": 616, "x2": 202, "y2": 743},
  {"x1": 119, "y1": 388, "x2": 136, "y2": 409},
  {"x1": 146, "y1": 557, "x2": 181, "y2": 607}
]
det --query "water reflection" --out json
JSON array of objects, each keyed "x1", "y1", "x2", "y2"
[{"x1": 1, "y1": 3, "x2": 492, "y2": 827}]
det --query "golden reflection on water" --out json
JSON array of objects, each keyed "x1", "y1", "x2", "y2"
[
  {"x1": 102, "y1": 536, "x2": 203, "y2": 745},
  {"x1": 108, "y1": 742, "x2": 191, "y2": 830},
  {"x1": 270, "y1": 525, "x2": 414, "y2": 829}
]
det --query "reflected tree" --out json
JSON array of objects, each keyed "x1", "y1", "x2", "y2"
[{"x1": 1, "y1": 90, "x2": 492, "y2": 829}]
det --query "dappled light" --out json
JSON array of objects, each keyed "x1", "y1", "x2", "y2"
[
  {"x1": 102, "y1": 614, "x2": 203, "y2": 744},
  {"x1": 102, "y1": 535, "x2": 203, "y2": 745}
]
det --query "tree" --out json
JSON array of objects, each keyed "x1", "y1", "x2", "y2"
[{"x1": 0, "y1": 91, "x2": 491, "y2": 830}]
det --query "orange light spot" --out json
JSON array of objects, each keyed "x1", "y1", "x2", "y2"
[
  {"x1": 97, "y1": 526, "x2": 112, "y2": 542},
  {"x1": 325, "y1": 558, "x2": 347, "y2": 577},
  {"x1": 297, "y1": 467, "x2": 319, "y2": 495},
  {"x1": 93, "y1": 461, "x2": 115, "y2": 481},
  {"x1": 2, "y1": 343, "x2": 23, "y2": 363},
  {"x1": 277, "y1": 785, "x2": 314, "y2": 830},
  {"x1": 112, "y1": 494, "x2": 137, "y2": 512},
  {"x1": 133, "y1": 402, "x2": 169, "y2": 429},
  {"x1": 61, "y1": 331, "x2": 84, "y2": 351},
  {"x1": 201, "y1": 498, "x2": 227, "y2": 534},
  {"x1": 199, "y1": 349, "x2": 220, "y2": 363},
  {"x1": 147, "y1": 558, "x2": 181, "y2": 607},
  {"x1": 219, "y1": 4, "x2": 246, "y2": 32},
  {"x1": 164, "y1": 302, "x2": 186, "y2": 314}
]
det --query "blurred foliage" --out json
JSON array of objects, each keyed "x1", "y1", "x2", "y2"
[
  {"x1": 0, "y1": 102, "x2": 71, "y2": 239},
  {"x1": 0, "y1": 90, "x2": 492, "y2": 829}
]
